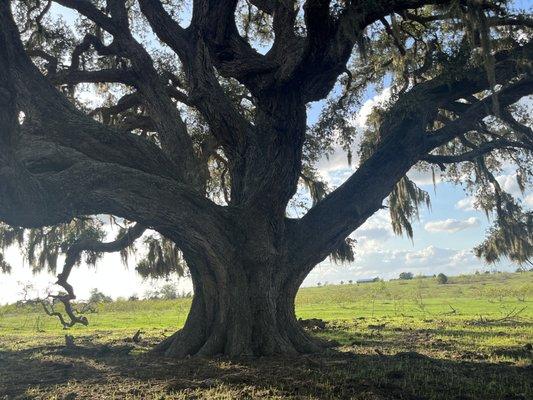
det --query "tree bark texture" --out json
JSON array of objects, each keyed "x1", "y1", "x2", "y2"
[{"x1": 154, "y1": 239, "x2": 324, "y2": 357}]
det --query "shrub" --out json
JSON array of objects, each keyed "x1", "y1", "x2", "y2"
[
  {"x1": 399, "y1": 272, "x2": 414, "y2": 280},
  {"x1": 436, "y1": 273, "x2": 448, "y2": 284},
  {"x1": 143, "y1": 289, "x2": 160, "y2": 299},
  {"x1": 159, "y1": 283, "x2": 178, "y2": 300},
  {"x1": 88, "y1": 288, "x2": 112, "y2": 303}
]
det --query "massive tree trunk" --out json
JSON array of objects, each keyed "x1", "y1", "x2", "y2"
[
  {"x1": 154, "y1": 251, "x2": 323, "y2": 357},
  {"x1": 153, "y1": 203, "x2": 330, "y2": 358}
]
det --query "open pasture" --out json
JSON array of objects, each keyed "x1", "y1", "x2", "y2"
[{"x1": 1, "y1": 272, "x2": 532, "y2": 399}]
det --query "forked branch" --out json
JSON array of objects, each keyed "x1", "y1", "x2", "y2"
[{"x1": 44, "y1": 224, "x2": 146, "y2": 328}]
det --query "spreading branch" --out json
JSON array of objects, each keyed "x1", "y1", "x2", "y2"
[
  {"x1": 423, "y1": 138, "x2": 531, "y2": 165},
  {"x1": 0, "y1": 3, "x2": 226, "y2": 247},
  {"x1": 44, "y1": 223, "x2": 146, "y2": 328},
  {"x1": 292, "y1": 39, "x2": 533, "y2": 273}
]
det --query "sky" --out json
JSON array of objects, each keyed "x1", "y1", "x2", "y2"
[{"x1": 0, "y1": 1, "x2": 532, "y2": 304}]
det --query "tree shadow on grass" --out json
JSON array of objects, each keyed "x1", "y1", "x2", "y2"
[
  {"x1": 0, "y1": 346, "x2": 101, "y2": 399},
  {"x1": 0, "y1": 337, "x2": 531, "y2": 400}
]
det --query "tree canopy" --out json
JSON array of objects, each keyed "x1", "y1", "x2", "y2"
[{"x1": 0, "y1": 0, "x2": 531, "y2": 356}]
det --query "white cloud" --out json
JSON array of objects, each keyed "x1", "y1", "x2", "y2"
[
  {"x1": 455, "y1": 197, "x2": 476, "y2": 211},
  {"x1": 351, "y1": 210, "x2": 394, "y2": 252},
  {"x1": 303, "y1": 245, "x2": 492, "y2": 285},
  {"x1": 352, "y1": 87, "x2": 392, "y2": 129},
  {"x1": 424, "y1": 217, "x2": 480, "y2": 233},
  {"x1": 407, "y1": 168, "x2": 442, "y2": 186},
  {"x1": 497, "y1": 173, "x2": 523, "y2": 197}
]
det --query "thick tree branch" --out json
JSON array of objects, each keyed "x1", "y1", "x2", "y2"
[
  {"x1": 269, "y1": 0, "x2": 299, "y2": 64},
  {"x1": 1, "y1": 6, "x2": 182, "y2": 182},
  {"x1": 50, "y1": 0, "x2": 202, "y2": 186},
  {"x1": 427, "y1": 77, "x2": 533, "y2": 150},
  {"x1": 0, "y1": 2, "x2": 225, "y2": 244},
  {"x1": 290, "y1": 39, "x2": 533, "y2": 274},
  {"x1": 89, "y1": 92, "x2": 142, "y2": 121},
  {"x1": 69, "y1": 34, "x2": 121, "y2": 72},
  {"x1": 26, "y1": 49, "x2": 58, "y2": 75},
  {"x1": 89, "y1": 88, "x2": 190, "y2": 126},
  {"x1": 53, "y1": 0, "x2": 118, "y2": 34},
  {"x1": 190, "y1": 0, "x2": 276, "y2": 84},
  {"x1": 139, "y1": 0, "x2": 252, "y2": 155},
  {"x1": 285, "y1": 0, "x2": 451, "y2": 101}
]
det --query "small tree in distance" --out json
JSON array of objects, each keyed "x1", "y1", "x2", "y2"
[
  {"x1": 88, "y1": 289, "x2": 112, "y2": 304},
  {"x1": 399, "y1": 272, "x2": 414, "y2": 280},
  {"x1": 159, "y1": 283, "x2": 178, "y2": 300},
  {"x1": 436, "y1": 273, "x2": 449, "y2": 285}
]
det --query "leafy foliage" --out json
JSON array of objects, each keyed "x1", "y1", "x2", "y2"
[
  {"x1": 475, "y1": 203, "x2": 533, "y2": 265},
  {"x1": 88, "y1": 288, "x2": 113, "y2": 304},
  {"x1": 399, "y1": 272, "x2": 414, "y2": 280}
]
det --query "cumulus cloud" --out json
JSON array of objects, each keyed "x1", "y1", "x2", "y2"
[
  {"x1": 303, "y1": 245, "x2": 488, "y2": 285},
  {"x1": 424, "y1": 217, "x2": 480, "y2": 233},
  {"x1": 351, "y1": 210, "x2": 394, "y2": 252},
  {"x1": 497, "y1": 173, "x2": 524, "y2": 197},
  {"x1": 352, "y1": 87, "x2": 392, "y2": 129},
  {"x1": 455, "y1": 197, "x2": 476, "y2": 211}
]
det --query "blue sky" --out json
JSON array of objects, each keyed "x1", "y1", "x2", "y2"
[
  {"x1": 0, "y1": 1, "x2": 531, "y2": 303},
  {"x1": 302, "y1": 83, "x2": 532, "y2": 286}
]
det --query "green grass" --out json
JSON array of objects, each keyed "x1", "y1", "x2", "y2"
[{"x1": 1, "y1": 271, "x2": 532, "y2": 399}]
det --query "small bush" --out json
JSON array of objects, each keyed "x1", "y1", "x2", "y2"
[
  {"x1": 399, "y1": 272, "x2": 414, "y2": 280},
  {"x1": 159, "y1": 284, "x2": 178, "y2": 300},
  {"x1": 88, "y1": 288, "x2": 112, "y2": 303},
  {"x1": 436, "y1": 273, "x2": 448, "y2": 284}
]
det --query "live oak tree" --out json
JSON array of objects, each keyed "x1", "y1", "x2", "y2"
[{"x1": 0, "y1": 0, "x2": 532, "y2": 357}]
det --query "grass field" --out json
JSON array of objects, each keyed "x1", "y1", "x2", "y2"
[{"x1": 1, "y1": 271, "x2": 532, "y2": 399}]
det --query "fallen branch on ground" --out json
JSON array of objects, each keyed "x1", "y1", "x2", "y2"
[{"x1": 468, "y1": 307, "x2": 527, "y2": 326}]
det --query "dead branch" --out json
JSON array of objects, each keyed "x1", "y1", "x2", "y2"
[{"x1": 468, "y1": 307, "x2": 528, "y2": 326}]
